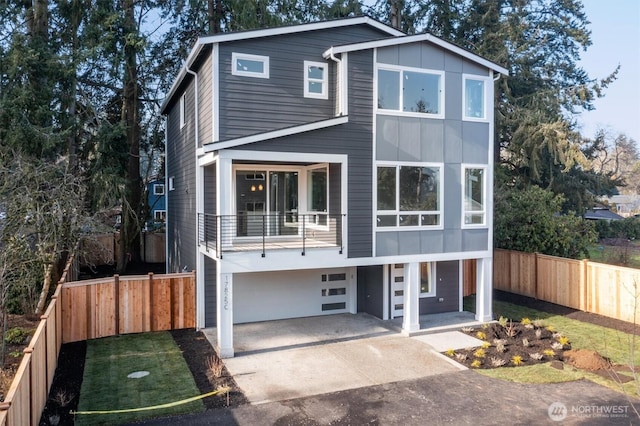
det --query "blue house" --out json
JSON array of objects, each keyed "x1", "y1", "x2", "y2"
[
  {"x1": 161, "y1": 16, "x2": 507, "y2": 357},
  {"x1": 146, "y1": 178, "x2": 166, "y2": 227}
]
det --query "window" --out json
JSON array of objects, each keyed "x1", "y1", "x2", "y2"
[
  {"x1": 308, "y1": 166, "x2": 328, "y2": 225},
  {"x1": 168, "y1": 177, "x2": 175, "y2": 191},
  {"x1": 463, "y1": 75, "x2": 488, "y2": 120},
  {"x1": 376, "y1": 164, "x2": 442, "y2": 228},
  {"x1": 179, "y1": 93, "x2": 186, "y2": 128},
  {"x1": 463, "y1": 166, "x2": 486, "y2": 226},
  {"x1": 304, "y1": 61, "x2": 328, "y2": 99},
  {"x1": 154, "y1": 210, "x2": 166, "y2": 222},
  {"x1": 153, "y1": 184, "x2": 165, "y2": 196},
  {"x1": 420, "y1": 262, "x2": 436, "y2": 297},
  {"x1": 232, "y1": 52, "x2": 269, "y2": 78},
  {"x1": 377, "y1": 66, "x2": 444, "y2": 117}
]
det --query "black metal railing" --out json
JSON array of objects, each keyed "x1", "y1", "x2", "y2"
[{"x1": 198, "y1": 212, "x2": 345, "y2": 258}]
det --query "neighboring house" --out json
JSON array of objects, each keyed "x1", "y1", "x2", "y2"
[
  {"x1": 585, "y1": 207, "x2": 624, "y2": 222},
  {"x1": 146, "y1": 178, "x2": 167, "y2": 227},
  {"x1": 601, "y1": 194, "x2": 640, "y2": 218},
  {"x1": 161, "y1": 16, "x2": 507, "y2": 358}
]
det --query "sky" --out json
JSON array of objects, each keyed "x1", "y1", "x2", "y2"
[{"x1": 577, "y1": 0, "x2": 640, "y2": 143}]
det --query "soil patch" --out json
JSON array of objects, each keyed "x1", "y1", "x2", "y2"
[
  {"x1": 563, "y1": 349, "x2": 611, "y2": 371},
  {"x1": 450, "y1": 321, "x2": 569, "y2": 368},
  {"x1": 39, "y1": 341, "x2": 86, "y2": 426},
  {"x1": 170, "y1": 329, "x2": 247, "y2": 410}
]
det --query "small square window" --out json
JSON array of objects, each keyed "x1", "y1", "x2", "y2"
[
  {"x1": 232, "y1": 52, "x2": 269, "y2": 79},
  {"x1": 153, "y1": 184, "x2": 165, "y2": 195},
  {"x1": 154, "y1": 210, "x2": 166, "y2": 221},
  {"x1": 304, "y1": 60, "x2": 328, "y2": 99},
  {"x1": 168, "y1": 177, "x2": 175, "y2": 191}
]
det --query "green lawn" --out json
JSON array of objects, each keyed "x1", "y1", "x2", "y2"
[
  {"x1": 588, "y1": 243, "x2": 640, "y2": 269},
  {"x1": 466, "y1": 297, "x2": 640, "y2": 397},
  {"x1": 76, "y1": 332, "x2": 204, "y2": 425}
]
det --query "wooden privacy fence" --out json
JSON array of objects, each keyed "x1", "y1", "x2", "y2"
[
  {"x1": 0, "y1": 263, "x2": 195, "y2": 426},
  {"x1": 494, "y1": 249, "x2": 640, "y2": 323},
  {"x1": 61, "y1": 272, "x2": 195, "y2": 343}
]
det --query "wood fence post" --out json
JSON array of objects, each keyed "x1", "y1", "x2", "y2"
[
  {"x1": 114, "y1": 274, "x2": 120, "y2": 336},
  {"x1": 582, "y1": 259, "x2": 588, "y2": 312},
  {"x1": 534, "y1": 252, "x2": 539, "y2": 300},
  {"x1": 148, "y1": 273, "x2": 154, "y2": 331}
]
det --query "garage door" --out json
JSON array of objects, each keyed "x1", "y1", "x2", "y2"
[{"x1": 234, "y1": 268, "x2": 352, "y2": 323}]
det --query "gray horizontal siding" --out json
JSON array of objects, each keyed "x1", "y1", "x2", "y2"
[
  {"x1": 166, "y1": 78, "x2": 197, "y2": 273},
  {"x1": 198, "y1": 53, "x2": 213, "y2": 147},
  {"x1": 234, "y1": 50, "x2": 374, "y2": 258},
  {"x1": 218, "y1": 25, "x2": 390, "y2": 142}
]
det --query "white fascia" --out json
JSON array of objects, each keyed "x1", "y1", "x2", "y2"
[
  {"x1": 201, "y1": 116, "x2": 348, "y2": 153},
  {"x1": 325, "y1": 34, "x2": 508, "y2": 76}
]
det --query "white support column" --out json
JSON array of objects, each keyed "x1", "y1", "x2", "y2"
[
  {"x1": 216, "y1": 271, "x2": 234, "y2": 358},
  {"x1": 402, "y1": 262, "x2": 420, "y2": 333},
  {"x1": 475, "y1": 257, "x2": 493, "y2": 322},
  {"x1": 217, "y1": 157, "x2": 233, "y2": 251},
  {"x1": 382, "y1": 264, "x2": 389, "y2": 320}
]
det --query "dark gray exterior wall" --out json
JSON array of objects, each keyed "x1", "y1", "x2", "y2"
[
  {"x1": 234, "y1": 50, "x2": 375, "y2": 258},
  {"x1": 419, "y1": 260, "x2": 459, "y2": 314},
  {"x1": 166, "y1": 76, "x2": 197, "y2": 274},
  {"x1": 217, "y1": 25, "x2": 390, "y2": 142},
  {"x1": 374, "y1": 42, "x2": 491, "y2": 257},
  {"x1": 198, "y1": 53, "x2": 213, "y2": 148},
  {"x1": 204, "y1": 256, "x2": 217, "y2": 327}
]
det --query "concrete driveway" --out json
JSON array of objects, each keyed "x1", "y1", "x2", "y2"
[{"x1": 204, "y1": 313, "x2": 472, "y2": 404}]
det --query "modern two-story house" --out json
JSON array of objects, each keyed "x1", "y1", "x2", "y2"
[{"x1": 161, "y1": 16, "x2": 507, "y2": 358}]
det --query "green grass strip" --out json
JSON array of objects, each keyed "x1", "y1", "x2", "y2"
[{"x1": 76, "y1": 332, "x2": 204, "y2": 425}]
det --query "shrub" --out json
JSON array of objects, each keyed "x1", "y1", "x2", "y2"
[{"x1": 5, "y1": 327, "x2": 30, "y2": 345}]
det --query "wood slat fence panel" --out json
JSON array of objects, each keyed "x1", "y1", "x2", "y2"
[
  {"x1": 61, "y1": 272, "x2": 195, "y2": 344},
  {"x1": 2, "y1": 352, "x2": 31, "y2": 426},
  {"x1": 536, "y1": 254, "x2": 585, "y2": 311}
]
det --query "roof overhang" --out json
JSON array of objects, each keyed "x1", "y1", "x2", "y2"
[
  {"x1": 323, "y1": 33, "x2": 509, "y2": 76},
  {"x1": 160, "y1": 16, "x2": 404, "y2": 114}
]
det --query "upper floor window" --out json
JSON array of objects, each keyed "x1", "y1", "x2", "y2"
[
  {"x1": 463, "y1": 166, "x2": 486, "y2": 226},
  {"x1": 463, "y1": 75, "x2": 488, "y2": 121},
  {"x1": 153, "y1": 184, "x2": 165, "y2": 196},
  {"x1": 304, "y1": 61, "x2": 328, "y2": 99},
  {"x1": 376, "y1": 163, "x2": 443, "y2": 229},
  {"x1": 377, "y1": 65, "x2": 444, "y2": 118},
  {"x1": 232, "y1": 52, "x2": 269, "y2": 78},
  {"x1": 179, "y1": 93, "x2": 186, "y2": 128}
]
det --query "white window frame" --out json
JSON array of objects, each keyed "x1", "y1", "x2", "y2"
[
  {"x1": 462, "y1": 74, "x2": 490, "y2": 122},
  {"x1": 168, "y1": 176, "x2": 175, "y2": 191},
  {"x1": 376, "y1": 64, "x2": 445, "y2": 119},
  {"x1": 375, "y1": 162, "x2": 444, "y2": 230},
  {"x1": 461, "y1": 164, "x2": 487, "y2": 228},
  {"x1": 179, "y1": 93, "x2": 186, "y2": 128},
  {"x1": 154, "y1": 210, "x2": 166, "y2": 221},
  {"x1": 153, "y1": 183, "x2": 165, "y2": 196},
  {"x1": 419, "y1": 262, "x2": 436, "y2": 298},
  {"x1": 307, "y1": 164, "x2": 329, "y2": 226},
  {"x1": 304, "y1": 60, "x2": 328, "y2": 99},
  {"x1": 231, "y1": 52, "x2": 270, "y2": 79}
]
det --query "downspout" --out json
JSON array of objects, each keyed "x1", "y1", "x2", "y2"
[
  {"x1": 186, "y1": 67, "x2": 205, "y2": 329},
  {"x1": 325, "y1": 47, "x2": 343, "y2": 116}
]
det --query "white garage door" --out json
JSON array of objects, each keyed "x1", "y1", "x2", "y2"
[{"x1": 234, "y1": 268, "x2": 353, "y2": 323}]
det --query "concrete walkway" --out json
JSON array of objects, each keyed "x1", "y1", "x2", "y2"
[{"x1": 203, "y1": 314, "x2": 466, "y2": 405}]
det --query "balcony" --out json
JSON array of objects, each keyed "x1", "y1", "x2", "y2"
[{"x1": 198, "y1": 213, "x2": 345, "y2": 258}]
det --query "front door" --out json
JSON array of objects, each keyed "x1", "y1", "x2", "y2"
[{"x1": 391, "y1": 264, "x2": 404, "y2": 318}]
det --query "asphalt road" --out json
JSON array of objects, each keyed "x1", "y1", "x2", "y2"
[{"x1": 130, "y1": 370, "x2": 640, "y2": 425}]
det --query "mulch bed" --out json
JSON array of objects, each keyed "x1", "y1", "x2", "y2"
[{"x1": 449, "y1": 320, "x2": 569, "y2": 369}]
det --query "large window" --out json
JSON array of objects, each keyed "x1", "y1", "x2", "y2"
[
  {"x1": 463, "y1": 75, "x2": 488, "y2": 121},
  {"x1": 420, "y1": 262, "x2": 436, "y2": 297},
  {"x1": 232, "y1": 53, "x2": 269, "y2": 78},
  {"x1": 463, "y1": 166, "x2": 486, "y2": 226},
  {"x1": 304, "y1": 61, "x2": 328, "y2": 99},
  {"x1": 377, "y1": 66, "x2": 444, "y2": 117},
  {"x1": 377, "y1": 164, "x2": 442, "y2": 228}
]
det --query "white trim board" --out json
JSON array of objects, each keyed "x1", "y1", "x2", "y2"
[{"x1": 324, "y1": 34, "x2": 509, "y2": 76}]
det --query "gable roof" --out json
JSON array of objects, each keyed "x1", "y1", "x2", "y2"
[
  {"x1": 323, "y1": 33, "x2": 508, "y2": 75},
  {"x1": 161, "y1": 16, "x2": 403, "y2": 114}
]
